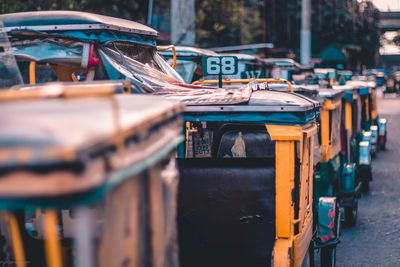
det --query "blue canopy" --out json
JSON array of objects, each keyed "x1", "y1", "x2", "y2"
[{"x1": 0, "y1": 11, "x2": 158, "y2": 46}]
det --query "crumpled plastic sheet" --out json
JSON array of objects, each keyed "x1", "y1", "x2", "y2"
[
  {"x1": 100, "y1": 46, "x2": 253, "y2": 105},
  {"x1": 153, "y1": 84, "x2": 253, "y2": 105}
]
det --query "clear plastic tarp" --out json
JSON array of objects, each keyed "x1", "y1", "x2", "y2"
[
  {"x1": 99, "y1": 46, "x2": 252, "y2": 105},
  {"x1": 166, "y1": 58, "x2": 197, "y2": 84}
]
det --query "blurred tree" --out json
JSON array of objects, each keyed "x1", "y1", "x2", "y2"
[
  {"x1": 0, "y1": 0, "x2": 381, "y2": 67},
  {"x1": 195, "y1": 0, "x2": 241, "y2": 47},
  {"x1": 0, "y1": 0, "x2": 149, "y2": 24},
  {"x1": 262, "y1": 0, "x2": 380, "y2": 67},
  {"x1": 195, "y1": 0, "x2": 264, "y2": 47}
]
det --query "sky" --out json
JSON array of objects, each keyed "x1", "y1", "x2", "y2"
[
  {"x1": 372, "y1": 0, "x2": 400, "y2": 54},
  {"x1": 371, "y1": 0, "x2": 400, "y2": 11}
]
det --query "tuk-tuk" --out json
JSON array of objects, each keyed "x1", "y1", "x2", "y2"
[
  {"x1": 331, "y1": 85, "x2": 365, "y2": 225},
  {"x1": 161, "y1": 48, "x2": 274, "y2": 83},
  {"x1": 263, "y1": 58, "x2": 301, "y2": 81},
  {"x1": 337, "y1": 70, "x2": 353, "y2": 83},
  {"x1": 160, "y1": 79, "x2": 325, "y2": 266},
  {"x1": 303, "y1": 88, "x2": 344, "y2": 203},
  {"x1": 346, "y1": 79, "x2": 375, "y2": 191},
  {"x1": 378, "y1": 118, "x2": 387, "y2": 150},
  {"x1": 0, "y1": 81, "x2": 184, "y2": 267},
  {"x1": 314, "y1": 68, "x2": 338, "y2": 86},
  {"x1": 0, "y1": 11, "x2": 184, "y2": 89},
  {"x1": 218, "y1": 53, "x2": 273, "y2": 80},
  {"x1": 299, "y1": 88, "x2": 344, "y2": 263},
  {"x1": 159, "y1": 46, "x2": 219, "y2": 83},
  {"x1": 384, "y1": 73, "x2": 397, "y2": 94}
]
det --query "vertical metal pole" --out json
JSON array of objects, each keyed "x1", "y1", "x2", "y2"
[
  {"x1": 300, "y1": 0, "x2": 311, "y2": 65},
  {"x1": 43, "y1": 210, "x2": 62, "y2": 267},
  {"x1": 147, "y1": 0, "x2": 154, "y2": 26},
  {"x1": 171, "y1": 0, "x2": 195, "y2": 45},
  {"x1": 74, "y1": 207, "x2": 94, "y2": 267},
  {"x1": 218, "y1": 75, "x2": 223, "y2": 88}
]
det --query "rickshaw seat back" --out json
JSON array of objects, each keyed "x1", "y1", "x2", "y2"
[
  {"x1": 177, "y1": 158, "x2": 276, "y2": 267},
  {"x1": 178, "y1": 124, "x2": 277, "y2": 266}
]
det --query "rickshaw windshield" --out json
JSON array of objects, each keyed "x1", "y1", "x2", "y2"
[
  {"x1": 0, "y1": 23, "x2": 23, "y2": 89},
  {"x1": 99, "y1": 46, "x2": 187, "y2": 93},
  {"x1": 108, "y1": 42, "x2": 161, "y2": 69},
  {"x1": 165, "y1": 58, "x2": 198, "y2": 83}
]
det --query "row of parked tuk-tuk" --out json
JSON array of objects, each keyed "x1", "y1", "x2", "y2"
[{"x1": 0, "y1": 10, "x2": 388, "y2": 267}]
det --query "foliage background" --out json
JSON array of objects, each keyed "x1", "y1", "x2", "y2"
[{"x1": 0, "y1": 0, "x2": 381, "y2": 67}]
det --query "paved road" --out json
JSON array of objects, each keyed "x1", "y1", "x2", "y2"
[{"x1": 334, "y1": 92, "x2": 400, "y2": 266}]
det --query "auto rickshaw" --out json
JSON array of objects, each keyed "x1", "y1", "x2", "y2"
[
  {"x1": 218, "y1": 53, "x2": 274, "y2": 80},
  {"x1": 378, "y1": 118, "x2": 387, "y2": 150},
  {"x1": 0, "y1": 81, "x2": 184, "y2": 267},
  {"x1": 346, "y1": 79, "x2": 374, "y2": 191},
  {"x1": 158, "y1": 78, "x2": 334, "y2": 267},
  {"x1": 291, "y1": 87, "x2": 344, "y2": 262},
  {"x1": 331, "y1": 85, "x2": 366, "y2": 225},
  {"x1": 337, "y1": 70, "x2": 353, "y2": 83},
  {"x1": 161, "y1": 48, "x2": 274, "y2": 83},
  {"x1": 159, "y1": 46, "x2": 219, "y2": 83},
  {"x1": 263, "y1": 58, "x2": 301, "y2": 81},
  {"x1": 384, "y1": 73, "x2": 397, "y2": 94},
  {"x1": 0, "y1": 11, "x2": 184, "y2": 89}
]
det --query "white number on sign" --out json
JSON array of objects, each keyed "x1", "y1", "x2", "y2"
[
  {"x1": 221, "y1": 57, "x2": 236, "y2": 75},
  {"x1": 206, "y1": 57, "x2": 221, "y2": 75},
  {"x1": 244, "y1": 70, "x2": 262, "y2": 78}
]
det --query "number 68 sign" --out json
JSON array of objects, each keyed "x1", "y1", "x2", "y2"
[{"x1": 201, "y1": 56, "x2": 238, "y2": 76}]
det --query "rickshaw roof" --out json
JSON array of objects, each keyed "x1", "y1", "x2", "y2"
[
  {"x1": 186, "y1": 89, "x2": 317, "y2": 112},
  {"x1": 161, "y1": 46, "x2": 218, "y2": 58},
  {"x1": 183, "y1": 89, "x2": 319, "y2": 125},
  {"x1": 332, "y1": 85, "x2": 357, "y2": 102},
  {"x1": 0, "y1": 92, "x2": 183, "y2": 168},
  {"x1": 219, "y1": 53, "x2": 259, "y2": 62},
  {"x1": 0, "y1": 10, "x2": 158, "y2": 37},
  {"x1": 345, "y1": 80, "x2": 371, "y2": 95},
  {"x1": 267, "y1": 83, "x2": 320, "y2": 101},
  {"x1": 332, "y1": 85, "x2": 355, "y2": 91},
  {"x1": 263, "y1": 58, "x2": 300, "y2": 69},
  {"x1": 337, "y1": 70, "x2": 353, "y2": 75},
  {"x1": 317, "y1": 88, "x2": 344, "y2": 101},
  {"x1": 314, "y1": 68, "x2": 336, "y2": 74}
]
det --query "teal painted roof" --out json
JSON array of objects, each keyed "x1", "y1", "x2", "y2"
[
  {"x1": 0, "y1": 11, "x2": 158, "y2": 36},
  {"x1": 0, "y1": 11, "x2": 158, "y2": 46}
]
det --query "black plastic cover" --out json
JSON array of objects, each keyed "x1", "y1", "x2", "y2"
[{"x1": 177, "y1": 158, "x2": 276, "y2": 267}]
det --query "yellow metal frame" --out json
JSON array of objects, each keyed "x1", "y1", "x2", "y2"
[
  {"x1": 7, "y1": 213, "x2": 26, "y2": 267},
  {"x1": 43, "y1": 210, "x2": 63, "y2": 267},
  {"x1": 320, "y1": 98, "x2": 342, "y2": 162},
  {"x1": 157, "y1": 45, "x2": 177, "y2": 68},
  {"x1": 364, "y1": 95, "x2": 370, "y2": 122},
  {"x1": 345, "y1": 101, "x2": 352, "y2": 136},
  {"x1": 267, "y1": 123, "x2": 317, "y2": 267},
  {"x1": 371, "y1": 90, "x2": 378, "y2": 121},
  {"x1": 29, "y1": 61, "x2": 36, "y2": 85},
  {"x1": 192, "y1": 78, "x2": 294, "y2": 93}
]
